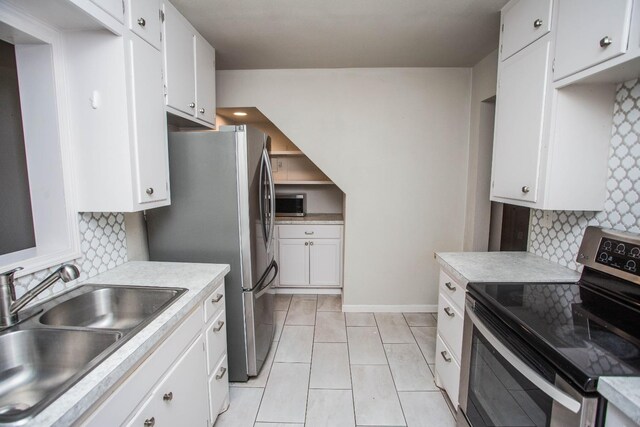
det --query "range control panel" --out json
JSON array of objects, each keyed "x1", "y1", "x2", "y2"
[{"x1": 596, "y1": 238, "x2": 640, "y2": 276}]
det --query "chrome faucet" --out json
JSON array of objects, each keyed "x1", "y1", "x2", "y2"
[{"x1": 0, "y1": 264, "x2": 80, "y2": 327}]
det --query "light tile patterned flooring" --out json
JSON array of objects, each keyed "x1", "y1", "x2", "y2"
[{"x1": 214, "y1": 294, "x2": 456, "y2": 427}]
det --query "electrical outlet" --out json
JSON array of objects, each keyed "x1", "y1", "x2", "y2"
[{"x1": 541, "y1": 211, "x2": 553, "y2": 228}]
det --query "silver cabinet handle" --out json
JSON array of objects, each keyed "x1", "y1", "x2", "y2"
[
  {"x1": 211, "y1": 293, "x2": 223, "y2": 303},
  {"x1": 533, "y1": 18, "x2": 542, "y2": 28},
  {"x1": 216, "y1": 366, "x2": 227, "y2": 380},
  {"x1": 163, "y1": 391, "x2": 173, "y2": 401},
  {"x1": 444, "y1": 307, "x2": 455, "y2": 317},
  {"x1": 138, "y1": 17, "x2": 146, "y2": 27},
  {"x1": 304, "y1": 231, "x2": 314, "y2": 235},
  {"x1": 199, "y1": 108, "x2": 205, "y2": 114},
  {"x1": 445, "y1": 282, "x2": 456, "y2": 292},
  {"x1": 305, "y1": 242, "x2": 309, "y2": 246},
  {"x1": 600, "y1": 36, "x2": 612, "y2": 47},
  {"x1": 146, "y1": 187, "x2": 154, "y2": 195},
  {"x1": 214, "y1": 320, "x2": 224, "y2": 332},
  {"x1": 440, "y1": 350, "x2": 451, "y2": 363},
  {"x1": 189, "y1": 102, "x2": 195, "y2": 108},
  {"x1": 521, "y1": 186, "x2": 530, "y2": 194},
  {"x1": 143, "y1": 417, "x2": 155, "y2": 427}
]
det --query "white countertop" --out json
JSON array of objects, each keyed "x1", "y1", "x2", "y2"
[
  {"x1": 25, "y1": 261, "x2": 230, "y2": 427},
  {"x1": 275, "y1": 213, "x2": 344, "y2": 225},
  {"x1": 435, "y1": 251, "x2": 580, "y2": 286},
  {"x1": 598, "y1": 377, "x2": 640, "y2": 424}
]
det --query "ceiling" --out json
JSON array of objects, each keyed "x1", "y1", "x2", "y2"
[{"x1": 170, "y1": 0, "x2": 508, "y2": 70}]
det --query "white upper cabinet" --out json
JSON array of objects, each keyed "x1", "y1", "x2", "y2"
[
  {"x1": 501, "y1": 0, "x2": 553, "y2": 60},
  {"x1": 90, "y1": 0, "x2": 125, "y2": 23},
  {"x1": 554, "y1": 0, "x2": 633, "y2": 80},
  {"x1": 163, "y1": 1, "x2": 216, "y2": 129},
  {"x1": 493, "y1": 39, "x2": 551, "y2": 203},
  {"x1": 129, "y1": 0, "x2": 162, "y2": 49}
]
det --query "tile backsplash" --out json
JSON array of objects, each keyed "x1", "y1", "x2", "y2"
[
  {"x1": 13, "y1": 212, "x2": 127, "y2": 301},
  {"x1": 529, "y1": 78, "x2": 640, "y2": 271}
]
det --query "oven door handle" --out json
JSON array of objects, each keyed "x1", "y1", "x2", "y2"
[{"x1": 466, "y1": 305, "x2": 582, "y2": 414}]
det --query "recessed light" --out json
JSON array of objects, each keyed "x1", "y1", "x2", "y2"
[{"x1": 233, "y1": 112, "x2": 247, "y2": 116}]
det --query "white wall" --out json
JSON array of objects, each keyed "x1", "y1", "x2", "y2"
[
  {"x1": 217, "y1": 68, "x2": 472, "y2": 309},
  {"x1": 463, "y1": 50, "x2": 498, "y2": 251}
]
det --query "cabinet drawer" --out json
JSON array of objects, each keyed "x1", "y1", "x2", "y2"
[
  {"x1": 554, "y1": 0, "x2": 633, "y2": 80},
  {"x1": 438, "y1": 270, "x2": 465, "y2": 312},
  {"x1": 437, "y1": 292, "x2": 464, "y2": 361},
  {"x1": 278, "y1": 225, "x2": 342, "y2": 239},
  {"x1": 204, "y1": 281, "x2": 225, "y2": 323},
  {"x1": 129, "y1": 0, "x2": 161, "y2": 49},
  {"x1": 91, "y1": 0, "x2": 124, "y2": 23},
  {"x1": 206, "y1": 309, "x2": 227, "y2": 375},
  {"x1": 501, "y1": 0, "x2": 552, "y2": 60},
  {"x1": 209, "y1": 355, "x2": 230, "y2": 422},
  {"x1": 435, "y1": 335, "x2": 461, "y2": 408}
]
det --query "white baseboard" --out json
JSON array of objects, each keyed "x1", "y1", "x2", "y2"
[
  {"x1": 342, "y1": 304, "x2": 437, "y2": 313},
  {"x1": 274, "y1": 287, "x2": 342, "y2": 295}
]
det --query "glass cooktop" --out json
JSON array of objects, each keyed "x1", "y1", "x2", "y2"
[{"x1": 467, "y1": 276, "x2": 640, "y2": 392}]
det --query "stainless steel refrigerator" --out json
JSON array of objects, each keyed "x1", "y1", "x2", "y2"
[{"x1": 146, "y1": 125, "x2": 278, "y2": 382}]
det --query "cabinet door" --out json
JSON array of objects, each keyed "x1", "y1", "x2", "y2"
[
  {"x1": 129, "y1": 0, "x2": 161, "y2": 49},
  {"x1": 195, "y1": 35, "x2": 216, "y2": 126},
  {"x1": 501, "y1": 0, "x2": 552, "y2": 60},
  {"x1": 554, "y1": 0, "x2": 633, "y2": 80},
  {"x1": 130, "y1": 34, "x2": 169, "y2": 204},
  {"x1": 163, "y1": 1, "x2": 196, "y2": 115},
  {"x1": 91, "y1": 0, "x2": 124, "y2": 23},
  {"x1": 492, "y1": 39, "x2": 551, "y2": 203},
  {"x1": 127, "y1": 336, "x2": 209, "y2": 427},
  {"x1": 278, "y1": 239, "x2": 309, "y2": 286},
  {"x1": 309, "y1": 239, "x2": 341, "y2": 287}
]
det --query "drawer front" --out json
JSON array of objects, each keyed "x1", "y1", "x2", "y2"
[
  {"x1": 437, "y1": 292, "x2": 464, "y2": 361},
  {"x1": 501, "y1": 0, "x2": 552, "y2": 60},
  {"x1": 435, "y1": 335, "x2": 461, "y2": 408},
  {"x1": 438, "y1": 270, "x2": 465, "y2": 312},
  {"x1": 129, "y1": 0, "x2": 161, "y2": 49},
  {"x1": 278, "y1": 224, "x2": 342, "y2": 239},
  {"x1": 209, "y1": 355, "x2": 230, "y2": 422},
  {"x1": 204, "y1": 281, "x2": 225, "y2": 323},
  {"x1": 206, "y1": 309, "x2": 227, "y2": 375}
]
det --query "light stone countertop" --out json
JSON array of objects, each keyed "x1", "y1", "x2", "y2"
[
  {"x1": 24, "y1": 261, "x2": 230, "y2": 427},
  {"x1": 598, "y1": 377, "x2": 640, "y2": 424},
  {"x1": 275, "y1": 213, "x2": 344, "y2": 225},
  {"x1": 435, "y1": 251, "x2": 580, "y2": 286}
]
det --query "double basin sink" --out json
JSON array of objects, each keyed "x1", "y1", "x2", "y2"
[{"x1": 0, "y1": 284, "x2": 186, "y2": 424}]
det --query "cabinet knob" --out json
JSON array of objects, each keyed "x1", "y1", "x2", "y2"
[
  {"x1": 533, "y1": 18, "x2": 542, "y2": 28},
  {"x1": 163, "y1": 391, "x2": 173, "y2": 401},
  {"x1": 146, "y1": 187, "x2": 154, "y2": 195},
  {"x1": 305, "y1": 242, "x2": 309, "y2": 246},
  {"x1": 143, "y1": 417, "x2": 155, "y2": 427},
  {"x1": 600, "y1": 36, "x2": 612, "y2": 48},
  {"x1": 310, "y1": 241, "x2": 314, "y2": 246},
  {"x1": 199, "y1": 108, "x2": 205, "y2": 114},
  {"x1": 521, "y1": 186, "x2": 530, "y2": 194},
  {"x1": 189, "y1": 102, "x2": 195, "y2": 109},
  {"x1": 444, "y1": 307, "x2": 455, "y2": 317},
  {"x1": 211, "y1": 293, "x2": 223, "y2": 303},
  {"x1": 214, "y1": 320, "x2": 225, "y2": 332},
  {"x1": 445, "y1": 282, "x2": 456, "y2": 292},
  {"x1": 216, "y1": 366, "x2": 227, "y2": 380},
  {"x1": 137, "y1": 17, "x2": 146, "y2": 27},
  {"x1": 440, "y1": 350, "x2": 452, "y2": 363}
]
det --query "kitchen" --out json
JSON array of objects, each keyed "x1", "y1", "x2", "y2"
[{"x1": 0, "y1": 0, "x2": 639, "y2": 426}]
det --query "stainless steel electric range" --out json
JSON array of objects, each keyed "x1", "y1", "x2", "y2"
[{"x1": 458, "y1": 226, "x2": 640, "y2": 427}]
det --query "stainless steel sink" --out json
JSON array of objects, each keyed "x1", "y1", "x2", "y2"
[
  {"x1": 0, "y1": 329, "x2": 121, "y2": 423},
  {"x1": 39, "y1": 286, "x2": 185, "y2": 331},
  {"x1": 0, "y1": 284, "x2": 187, "y2": 424}
]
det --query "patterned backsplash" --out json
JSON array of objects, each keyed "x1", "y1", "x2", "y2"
[
  {"x1": 529, "y1": 78, "x2": 640, "y2": 271},
  {"x1": 13, "y1": 212, "x2": 128, "y2": 301}
]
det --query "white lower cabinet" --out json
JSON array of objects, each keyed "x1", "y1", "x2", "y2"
[
  {"x1": 434, "y1": 269, "x2": 466, "y2": 408},
  {"x1": 275, "y1": 225, "x2": 343, "y2": 288},
  {"x1": 81, "y1": 281, "x2": 229, "y2": 427}
]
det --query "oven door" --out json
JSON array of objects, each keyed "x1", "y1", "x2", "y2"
[{"x1": 458, "y1": 297, "x2": 600, "y2": 427}]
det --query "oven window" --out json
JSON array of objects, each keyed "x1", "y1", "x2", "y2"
[{"x1": 467, "y1": 332, "x2": 554, "y2": 426}]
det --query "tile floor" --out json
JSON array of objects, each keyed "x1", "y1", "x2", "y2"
[{"x1": 214, "y1": 294, "x2": 456, "y2": 427}]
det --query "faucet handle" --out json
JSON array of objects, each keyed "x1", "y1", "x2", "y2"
[{"x1": 0, "y1": 267, "x2": 23, "y2": 299}]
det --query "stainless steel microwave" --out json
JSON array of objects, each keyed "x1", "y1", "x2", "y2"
[{"x1": 275, "y1": 194, "x2": 305, "y2": 217}]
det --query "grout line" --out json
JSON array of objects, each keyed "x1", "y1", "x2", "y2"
[
  {"x1": 302, "y1": 296, "x2": 319, "y2": 425},
  {"x1": 345, "y1": 309, "x2": 357, "y2": 426}
]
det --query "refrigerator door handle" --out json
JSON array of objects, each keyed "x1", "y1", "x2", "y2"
[
  {"x1": 259, "y1": 150, "x2": 269, "y2": 248},
  {"x1": 262, "y1": 148, "x2": 276, "y2": 251},
  {"x1": 255, "y1": 260, "x2": 278, "y2": 299}
]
